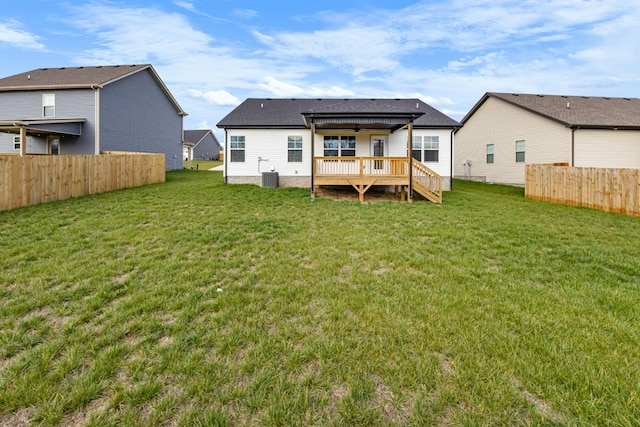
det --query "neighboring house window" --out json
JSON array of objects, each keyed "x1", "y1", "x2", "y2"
[
  {"x1": 43, "y1": 94, "x2": 55, "y2": 118},
  {"x1": 323, "y1": 136, "x2": 355, "y2": 157},
  {"x1": 288, "y1": 136, "x2": 302, "y2": 162},
  {"x1": 230, "y1": 135, "x2": 245, "y2": 162},
  {"x1": 486, "y1": 144, "x2": 494, "y2": 163},
  {"x1": 516, "y1": 140, "x2": 525, "y2": 163},
  {"x1": 13, "y1": 135, "x2": 21, "y2": 151},
  {"x1": 412, "y1": 136, "x2": 439, "y2": 162}
]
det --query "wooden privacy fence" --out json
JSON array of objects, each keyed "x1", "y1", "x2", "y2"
[
  {"x1": 0, "y1": 153, "x2": 165, "y2": 211},
  {"x1": 525, "y1": 164, "x2": 640, "y2": 216}
]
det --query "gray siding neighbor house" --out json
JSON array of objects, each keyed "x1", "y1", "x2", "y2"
[
  {"x1": 183, "y1": 129, "x2": 221, "y2": 160},
  {"x1": 455, "y1": 92, "x2": 640, "y2": 185},
  {"x1": 0, "y1": 64, "x2": 187, "y2": 170},
  {"x1": 218, "y1": 98, "x2": 460, "y2": 203}
]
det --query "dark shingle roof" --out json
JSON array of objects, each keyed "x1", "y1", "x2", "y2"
[
  {"x1": 464, "y1": 92, "x2": 640, "y2": 129},
  {"x1": 184, "y1": 129, "x2": 210, "y2": 144},
  {"x1": 217, "y1": 98, "x2": 460, "y2": 128},
  {"x1": 0, "y1": 64, "x2": 151, "y2": 90},
  {"x1": 0, "y1": 64, "x2": 187, "y2": 116}
]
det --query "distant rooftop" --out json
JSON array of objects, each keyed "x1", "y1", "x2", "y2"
[
  {"x1": 464, "y1": 93, "x2": 640, "y2": 129},
  {"x1": 0, "y1": 64, "x2": 151, "y2": 90}
]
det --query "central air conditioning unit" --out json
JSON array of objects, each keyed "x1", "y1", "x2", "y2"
[{"x1": 262, "y1": 171, "x2": 279, "y2": 188}]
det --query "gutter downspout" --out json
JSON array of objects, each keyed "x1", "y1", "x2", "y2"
[
  {"x1": 92, "y1": 85, "x2": 100, "y2": 154},
  {"x1": 571, "y1": 128, "x2": 576, "y2": 166},
  {"x1": 224, "y1": 129, "x2": 228, "y2": 184},
  {"x1": 450, "y1": 128, "x2": 455, "y2": 191}
]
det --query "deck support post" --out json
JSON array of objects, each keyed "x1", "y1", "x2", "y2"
[
  {"x1": 310, "y1": 122, "x2": 316, "y2": 199},
  {"x1": 407, "y1": 121, "x2": 413, "y2": 203}
]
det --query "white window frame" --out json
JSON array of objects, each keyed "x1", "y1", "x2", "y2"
[
  {"x1": 13, "y1": 135, "x2": 21, "y2": 151},
  {"x1": 288, "y1": 136, "x2": 303, "y2": 162},
  {"x1": 323, "y1": 135, "x2": 355, "y2": 157},
  {"x1": 412, "y1": 136, "x2": 439, "y2": 162},
  {"x1": 43, "y1": 94, "x2": 55, "y2": 118},
  {"x1": 516, "y1": 140, "x2": 525, "y2": 163},
  {"x1": 486, "y1": 144, "x2": 494, "y2": 164},
  {"x1": 230, "y1": 135, "x2": 245, "y2": 162}
]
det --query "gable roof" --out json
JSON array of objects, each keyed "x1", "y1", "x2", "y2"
[
  {"x1": 184, "y1": 129, "x2": 220, "y2": 146},
  {"x1": 463, "y1": 92, "x2": 640, "y2": 129},
  {"x1": 217, "y1": 98, "x2": 460, "y2": 129},
  {"x1": 0, "y1": 64, "x2": 187, "y2": 116}
]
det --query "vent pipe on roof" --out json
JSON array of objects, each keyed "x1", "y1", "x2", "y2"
[
  {"x1": 567, "y1": 102, "x2": 570, "y2": 109},
  {"x1": 261, "y1": 103, "x2": 264, "y2": 108},
  {"x1": 27, "y1": 75, "x2": 31, "y2": 80}
]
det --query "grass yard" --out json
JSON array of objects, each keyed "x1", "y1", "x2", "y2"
[
  {"x1": 1, "y1": 171, "x2": 639, "y2": 426},
  {"x1": 183, "y1": 160, "x2": 222, "y2": 170}
]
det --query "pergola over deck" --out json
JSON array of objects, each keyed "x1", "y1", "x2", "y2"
[{"x1": 302, "y1": 101, "x2": 441, "y2": 203}]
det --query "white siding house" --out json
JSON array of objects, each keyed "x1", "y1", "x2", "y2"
[
  {"x1": 217, "y1": 98, "x2": 460, "y2": 202},
  {"x1": 455, "y1": 93, "x2": 640, "y2": 185}
]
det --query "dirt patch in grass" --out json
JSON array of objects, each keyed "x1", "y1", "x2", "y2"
[
  {"x1": 513, "y1": 378, "x2": 564, "y2": 423},
  {"x1": 158, "y1": 336, "x2": 174, "y2": 347},
  {"x1": 58, "y1": 395, "x2": 111, "y2": 427},
  {"x1": 370, "y1": 375, "x2": 411, "y2": 423},
  {"x1": 437, "y1": 353, "x2": 454, "y2": 375},
  {"x1": 327, "y1": 383, "x2": 350, "y2": 419},
  {"x1": 0, "y1": 407, "x2": 35, "y2": 427}
]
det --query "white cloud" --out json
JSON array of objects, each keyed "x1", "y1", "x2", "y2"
[
  {"x1": 197, "y1": 120, "x2": 211, "y2": 130},
  {"x1": 259, "y1": 77, "x2": 354, "y2": 97},
  {"x1": 232, "y1": 9, "x2": 258, "y2": 20},
  {"x1": 174, "y1": 1, "x2": 195, "y2": 12},
  {"x1": 66, "y1": 4, "x2": 214, "y2": 65},
  {"x1": 253, "y1": 26, "x2": 403, "y2": 77},
  {"x1": 0, "y1": 20, "x2": 44, "y2": 50},
  {"x1": 406, "y1": 93, "x2": 456, "y2": 107},
  {"x1": 188, "y1": 89, "x2": 241, "y2": 106}
]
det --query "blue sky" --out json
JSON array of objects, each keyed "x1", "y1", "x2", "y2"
[{"x1": 2, "y1": 0, "x2": 639, "y2": 139}]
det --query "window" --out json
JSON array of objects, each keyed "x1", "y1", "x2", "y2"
[
  {"x1": 486, "y1": 144, "x2": 494, "y2": 163},
  {"x1": 230, "y1": 135, "x2": 245, "y2": 162},
  {"x1": 288, "y1": 136, "x2": 302, "y2": 162},
  {"x1": 324, "y1": 136, "x2": 355, "y2": 157},
  {"x1": 412, "y1": 136, "x2": 439, "y2": 162},
  {"x1": 43, "y1": 94, "x2": 55, "y2": 118},
  {"x1": 411, "y1": 136, "x2": 422, "y2": 161},
  {"x1": 516, "y1": 140, "x2": 525, "y2": 162},
  {"x1": 13, "y1": 135, "x2": 21, "y2": 151},
  {"x1": 423, "y1": 136, "x2": 439, "y2": 162}
]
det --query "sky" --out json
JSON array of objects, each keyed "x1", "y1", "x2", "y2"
[{"x1": 2, "y1": 0, "x2": 640, "y2": 140}]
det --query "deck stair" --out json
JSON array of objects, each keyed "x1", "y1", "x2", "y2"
[{"x1": 411, "y1": 158, "x2": 442, "y2": 203}]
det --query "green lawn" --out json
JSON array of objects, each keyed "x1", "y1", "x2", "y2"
[
  {"x1": 1, "y1": 171, "x2": 639, "y2": 426},
  {"x1": 183, "y1": 159, "x2": 222, "y2": 170}
]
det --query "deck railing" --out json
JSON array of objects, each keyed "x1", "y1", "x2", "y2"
[
  {"x1": 313, "y1": 156, "x2": 442, "y2": 203},
  {"x1": 315, "y1": 157, "x2": 408, "y2": 177}
]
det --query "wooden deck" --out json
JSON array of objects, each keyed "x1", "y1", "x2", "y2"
[{"x1": 313, "y1": 157, "x2": 442, "y2": 203}]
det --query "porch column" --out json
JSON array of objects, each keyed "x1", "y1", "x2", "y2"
[
  {"x1": 20, "y1": 127, "x2": 27, "y2": 156},
  {"x1": 407, "y1": 121, "x2": 413, "y2": 202},
  {"x1": 310, "y1": 122, "x2": 316, "y2": 199}
]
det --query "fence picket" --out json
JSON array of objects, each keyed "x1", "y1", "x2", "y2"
[
  {"x1": 525, "y1": 164, "x2": 640, "y2": 216},
  {"x1": 0, "y1": 153, "x2": 165, "y2": 211}
]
